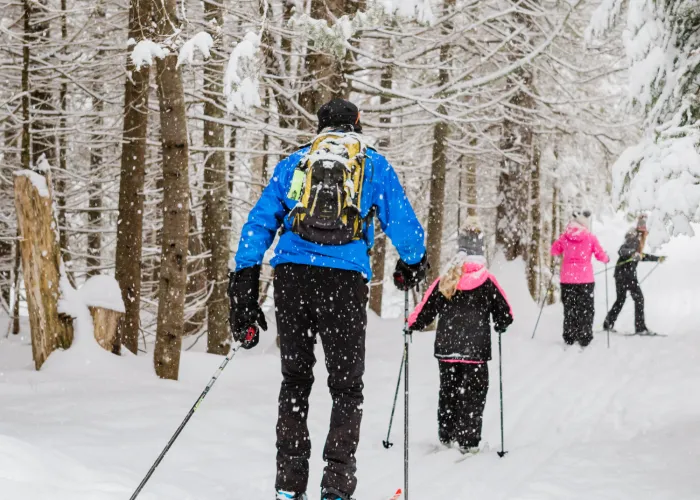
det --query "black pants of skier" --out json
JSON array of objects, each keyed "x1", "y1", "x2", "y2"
[
  {"x1": 560, "y1": 283, "x2": 595, "y2": 346},
  {"x1": 273, "y1": 264, "x2": 368, "y2": 497},
  {"x1": 437, "y1": 362, "x2": 489, "y2": 448},
  {"x1": 604, "y1": 277, "x2": 646, "y2": 332}
]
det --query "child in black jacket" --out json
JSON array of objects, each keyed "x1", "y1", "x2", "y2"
[
  {"x1": 408, "y1": 226, "x2": 513, "y2": 453},
  {"x1": 603, "y1": 216, "x2": 665, "y2": 334}
]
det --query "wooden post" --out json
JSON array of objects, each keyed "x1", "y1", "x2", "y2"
[{"x1": 13, "y1": 169, "x2": 73, "y2": 369}]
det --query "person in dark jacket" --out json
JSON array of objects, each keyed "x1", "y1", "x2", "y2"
[
  {"x1": 407, "y1": 223, "x2": 513, "y2": 453},
  {"x1": 603, "y1": 216, "x2": 665, "y2": 334},
  {"x1": 229, "y1": 98, "x2": 427, "y2": 500}
]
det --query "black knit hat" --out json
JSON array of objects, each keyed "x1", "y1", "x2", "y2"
[{"x1": 317, "y1": 98, "x2": 362, "y2": 133}]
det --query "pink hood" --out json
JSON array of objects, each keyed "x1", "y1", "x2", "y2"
[
  {"x1": 408, "y1": 262, "x2": 512, "y2": 327},
  {"x1": 456, "y1": 261, "x2": 489, "y2": 290},
  {"x1": 551, "y1": 222, "x2": 609, "y2": 284}
]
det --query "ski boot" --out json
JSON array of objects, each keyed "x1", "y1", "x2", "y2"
[
  {"x1": 276, "y1": 491, "x2": 308, "y2": 500},
  {"x1": 321, "y1": 486, "x2": 353, "y2": 500}
]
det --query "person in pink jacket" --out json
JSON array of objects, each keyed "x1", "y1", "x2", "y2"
[{"x1": 551, "y1": 210, "x2": 609, "y2": 346}]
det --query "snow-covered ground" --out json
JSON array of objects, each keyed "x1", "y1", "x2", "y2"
[{"x1": 1, "y1": 215, "x2": 699, "y2": 499}]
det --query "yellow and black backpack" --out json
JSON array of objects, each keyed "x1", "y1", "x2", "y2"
[{"x1": 287, "y1": 132, "x2": 367, "y2": 245}]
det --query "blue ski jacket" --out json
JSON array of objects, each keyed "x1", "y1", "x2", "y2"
[{"x1": 234, "y1": 145, "x2": 426, "y2": 280}]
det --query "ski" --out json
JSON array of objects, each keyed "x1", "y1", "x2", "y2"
[{"x1": 603, "y1": 329, "x2": 667, "y2": 338}]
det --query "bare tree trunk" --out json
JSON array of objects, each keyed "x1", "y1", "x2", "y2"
[
  {"x1": 527, "y1": 141, "x2": 541, "y2": 300},
  {"x1": 298, "y1": 0, "x2": 360, "y2": 126},
  {"x1": 1, "y1": 126, "x2": 18, "y2": 308},
  {"x1": 201, "y1": 0, "x2": 231, "y2": 354},
  {"x1": 426, "y1": 2, "x2": 453, "y2": 282},
  {"x1": 28, "y1": 1, "x2": 56, "y2": 168},
  {"x1": 14, "y1": 172, "x2": 73, "y2": 369},
  {"x1": 547, "y1": 184, "x2": 558, "y2": 305},
  {"x1": 184, "y1": 207, "x2": 206, "y2": 336},
  {"x1": 21, "y1": 0, "x2": 31, "y2": 172},
  {"x1": 369, "y1": 49, "x2": 393, "y2": 317},
  {"x1": 153, "y1": 0, "x2": 190, "y2": 380},
  {"x1": 56, "y1": 0, "x2": 72, "y2": 277},
  {"x1": 12, "y1": 231, "x2": 21, "y2": 334},
  {"x1": 115, "y1": 0, "x2": 152, "y2": 354}
]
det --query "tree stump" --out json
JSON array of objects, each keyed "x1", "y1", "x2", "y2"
[
  {"x1": 13, "y1": 170, "x2": 73, "y2": 369},
  {"x1": 89, "y1": 306, "x2": 122, "y2": 354}
]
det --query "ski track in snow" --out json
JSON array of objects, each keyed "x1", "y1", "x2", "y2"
[{"x1": 1, "y1": 215, "x2": 699, "y2": 499}]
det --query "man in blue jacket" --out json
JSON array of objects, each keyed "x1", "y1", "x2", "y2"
[{"x1": 228, "y1": 98, "x2": 427, "y2": 500}]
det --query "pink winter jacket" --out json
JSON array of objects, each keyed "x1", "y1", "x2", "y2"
[{"x1": 551, "y1": 223, "x2": 609, "y2": 284}]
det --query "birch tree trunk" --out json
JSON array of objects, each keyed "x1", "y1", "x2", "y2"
[
  {"x1": 115, "y1": 0, "x2": 152, "y2": 354},
  {"x1": 14, "y1": 171, "x2": 73, "y2": 369},
  {"x1": 153, "y1": 0, "x2": 190, "y2": 380}
]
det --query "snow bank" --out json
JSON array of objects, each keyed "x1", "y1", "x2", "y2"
[
  {"x1": 131, "y1": 39, "x2": 168, "y2": 70},
  {"x1": 77, "y1": 275, "x2": 126, "y2": 313},
  {"x1": 224, "y1": 32, "x2": 261, "y2": 114},
  {"x1": 177, "y1": 31, "x2": 213, "y2": 68}
]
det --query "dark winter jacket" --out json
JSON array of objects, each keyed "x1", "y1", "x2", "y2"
[
  {"x1": 408, "y1": 262, "x2": 513, "y2": 362},
  {"x1": 614, "y1": 230, "x2": 660, "y2": 282}
]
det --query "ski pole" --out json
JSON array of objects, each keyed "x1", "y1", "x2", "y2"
[
  {"x1": 640, "y1": 262, "x2": 661, "y2": 284},
  {"x1": 605, "y1": 263, "x2": 610, "y2": 349},
  {"x1": 497, "y1": 331, "x2": 507, "y2": 458},
  {"x1": 129, "y1": 342, "x2": 243, "y2": 500},
  {"x1": 403, "y1": 290, "x2": 410, "y2": 500},
  {"x1": 382, "y1": 353, "x2": 405, "y2": 449},
  {"x1": 531, "y1": 270, "x2": 556, "y2": 339}
]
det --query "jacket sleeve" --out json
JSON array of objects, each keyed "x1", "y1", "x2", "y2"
[
  {"x1": 642, "y1": 253, "x2": 660, "y2": 262},
  {"x1": 487, "y1": 277, "x2": 513, "y2": 334},
  {"x1": 618, "y1": 239, "x2": 638, "y2": 259},
  {"x1": 234, "y1": 158, "x2": 291, "y2": 271},
  {"x1": 408, "y1": 278, "x2": 443, "y2": 331},
  {"x1": 591, "y1": 235, "x2": 610, "y2": 263},
  {"x1": 370, "y1": 152, "x2": 426, "y2": 265},
  {"x1": 550, "y1": 236, "x2": 564, "y2": 256}
]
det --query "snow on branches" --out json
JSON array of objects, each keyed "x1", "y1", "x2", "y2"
[
  {"x1": 224, "y1": 32, "x2": 262, "y2": 114},
  {"x1": 613, "y1": 103, "x2": 700, "y2": 247},
  {"x1": 289, "y1": 5, "x2": 384, "y2": 59},
  {"x1": 130, "y1": 32, "x2": 213, "y2": 70},
  {"x1": 588, "y1": 0, "x2": 700, "y2": 245},
  {"x1": 177, "y1": 32, "x2": 213, "y2": 68},
  {"x1": 131, "y1": 40, "x2": 169, "y2": 70}
]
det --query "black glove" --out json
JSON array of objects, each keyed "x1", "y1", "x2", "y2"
[
  {"x1": 228, "y1": 265, "x2": 267, "y2": 349},
  {"x1": 393, "y1": 255, "x2": 428, "y2": 291}
]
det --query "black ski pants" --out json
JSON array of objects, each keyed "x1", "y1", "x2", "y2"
[
  {"x1": 560, "y1": 283, "x2": 595, "y2": 346},
  {"x1": 438, "y1": 362, "x2": 489, "y2": 448},
  {"x1": 605, "y1": 276, "x2": 646, "y2": 332},
  {"x1": 273, "y1": 264, "x2": 368, "y2": 496}
]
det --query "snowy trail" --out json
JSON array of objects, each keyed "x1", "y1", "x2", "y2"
[{"x1": 1, "y1": 216, "x2": 699, "y2": 499}]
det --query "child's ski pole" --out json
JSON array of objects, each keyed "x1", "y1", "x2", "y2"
[
  {"x1": 383, "y1": 353, "x2": 405, "y2": 449},
  {"x1": 497, "y1": 331, "x2": 507, "y2": 457},
  {"x1": 531, "y1": 270, "x2": 556, "y2": 339},
  {"x1": 129, "y1": 341, "x2": 243, "y2": 500},
  {"x1": 605, "y1": 263, "x2": 610, "y2": 348}
]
